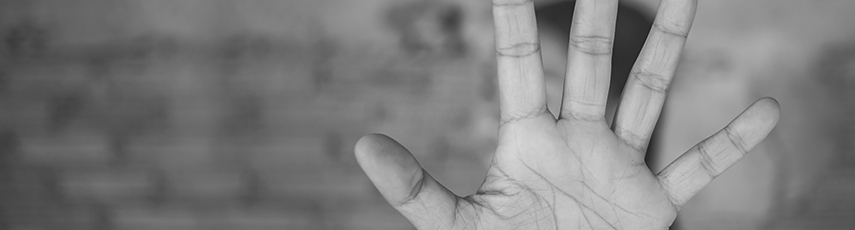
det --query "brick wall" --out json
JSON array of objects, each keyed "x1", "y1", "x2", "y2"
[
  {"x1": 2, "y1": 0, "x2": 855, "y2": 230},
  {"x1": 0, "y1": 1, "x2": 499, "y2": 229}
]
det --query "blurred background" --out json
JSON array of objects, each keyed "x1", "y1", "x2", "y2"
[{"x1": 0, "y1": 0, "x2": 854, "y2": 229}]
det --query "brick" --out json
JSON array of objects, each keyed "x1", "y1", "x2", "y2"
[
  {"x1": 230, "y1": 1, "x2": 318, "y2": 40},
  {"x1": 3, "y1": 61, "x2": 92, "y2": 93},
  {"x1": 162, "y1": 170, "x2": 247, "y2": 202},
  {"x1": 112, "y1": 206, "x2": 199, "y2": 230},
  {"x1": 243, "y1": 135, "x2": 328, "y2": 170},
  {"x1": 169, "y1": 98, "x2": 224, "y2": 134},
  {"x1": 59, "y1": 170, "x2": 155, "y2": 203},
  {"x1": 200, "y1": 207, "x2": 321, "y2": 230},
  {"x1": 125, "y1": 135, "x2": 224, "y2": 169},
  {"x1": 129, "y1": 58, "x2": 205, "y2": 92},
  {"x1": 150, "y1": 61, "x2": 225, "y2": 100},
  {"x1": 256, "y1": 168, "x2": 373, "y2": 202},
  {"x1": 135, "y1": 1, "x2": 225, "y2": 42},
  {"x1": 328, "y1": 204, "x2": 414, "y2": 230},
  {"x1": 42, "y1": 205, "x2": 105, "y2": 230},
  {"x1": 218, "y1": 58, "x2": 315, "y2": 96},
  {"x1": 261, "y1": 100, "x2": 368, "y2": 133},
  {"x1": 19, "y1": 132, "x2": 113, "y2": 166},
  {"x1": 0, "y1": 101, "x2": 50, "y2": 131},
  {"x1": 111, "y1": 206, "x2": 322, "y2": 230}
]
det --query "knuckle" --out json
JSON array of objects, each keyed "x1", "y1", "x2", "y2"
[
  {"x1": 616, "y1": 128, "x2": 647, "y2": 152},
  {"x1": 724, "y1": 126, "x2": 749, "y2": 155},
  {"x1": 653, "y1": 20, "x2": 689, "y2": 38},
  {"x1": 397, "y1": 170, "x2": 427, "y2": 207},
  {"x1": 697, "y1": 141, "x2": 720, "y2": 177},
  {"x1": 499, "y1": 105, "x2": 548, "y2": 127},
  {"x1": 561, "y1": 111, "x2": 604, "y2": 122},
  {"x1": 493, "y1": 0, "x2": 533, "y2": 7},
  {"x1": 631, "y1": 70, "x2": 670, "y2": 93},
  {"x1": 561, "y1": 100, "x2": 606, "y2": 121},
  {"x1": 496, "y1": 42, "x2": 540, "y2": 58},
  {"x1": 568, "y1": 35, "x2": 613, "y2": 55}
]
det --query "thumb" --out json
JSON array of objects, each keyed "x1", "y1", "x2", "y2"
[{"x1": 355, "y1": 134, "x2": 460, "y2": 229}]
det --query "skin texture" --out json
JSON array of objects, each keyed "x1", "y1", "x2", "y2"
[{"x1": 354, "y1": 0, "x2": 781, "y2": 229}]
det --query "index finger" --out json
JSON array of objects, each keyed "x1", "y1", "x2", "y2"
[{"x1": 493, "y1": 0, "x2": 549, "y2": 125}]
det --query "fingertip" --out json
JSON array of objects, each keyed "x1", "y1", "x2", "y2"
[
  {"x1": 751, "y1": 97, "x2": 781, "y2": 126},
  {"x1": 756, "y1": 97, "x2": 780, "y2": 112},
  {"x1": 354, "y1": 133, "x2": 429, "y2": 206},
  {"x1": 725, "y1": 97, "x2": 782, "y2": 149},
  {"x1": 757, "y1": 96, "x2": 780, "y2": 108},
  {"x1": 353, "y1": 132, "x2": 420, "y2": 180},
  {"x1": 355, "y1": 133, "x2": 407, "y2": 164},
  {"x1": 354, "y1": 133, "x2": 387, "y2": 161}
]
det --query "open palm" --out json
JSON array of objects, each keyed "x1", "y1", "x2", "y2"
[{"x1": 355, "y1": 0, "x2": 780, "y2": 229}]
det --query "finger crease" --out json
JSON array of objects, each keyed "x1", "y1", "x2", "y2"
[
  {"x1": 616, "y1": 128, "x2": 647, "y2": 152},
  {"x1": 500, "y1": 105, "x2": 548, "y2": 127},
  {"x1": 724, "y1": 126, "x2": 748, "y2": 156},
  {"x1": 697, "y1": 142, "x2": 718, "y2": 177},
  {"x1": 497, "y1": 42, "x2": 540, "y2": 58},
  {"x1": 398, "y1": 170, "x2": 427, "y2": 207},
  {"x1": 561, "y1": 100, "x2": 606, "y2": 121},
  {"x1": 492, "y1": 0, "x2": 533, "y2": 7},
  {"x1": 653, "y1": 21, "x2": 689, "y2": 38},
  {"x1": 631, "y1": 70, "x2": 669, "y2": 93},
  {"x1": 562, "y1": 111, "x2": 605, "y2": 122},
  {"x1": 569, "y1": 35, "x2": 613, "y2": 56}
]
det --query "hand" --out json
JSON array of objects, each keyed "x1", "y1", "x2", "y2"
[{"x1": 354, "y1": 0, "x2": 780, "y2": 229}]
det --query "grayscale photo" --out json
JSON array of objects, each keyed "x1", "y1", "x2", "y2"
[{"x1": 0, "y1": 0, "x2": 853, "y2": 229}]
